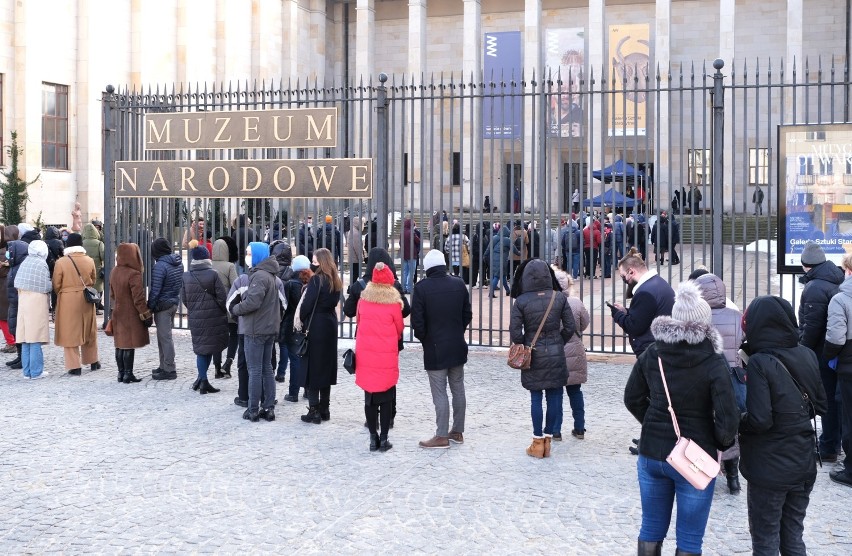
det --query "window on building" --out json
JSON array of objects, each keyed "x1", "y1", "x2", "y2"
[
  {"x1": 451, "y1": 151, "x2": 461, "y2": 186},
  {"x1": 749, "y1": 148, "x2": 769, "y2": 185},
  {"x1": 799, "y1": 156, "x2": 814, "y2": 175},
  {"x1": 42, "y1": 83, "x2": 69, "y2": 170},
  {"x1": 688, "y1": 149, "x2": 710, "y2": 186},
  {"x1": 818, "y1": 157, "x2": 833, "y2": 176}
]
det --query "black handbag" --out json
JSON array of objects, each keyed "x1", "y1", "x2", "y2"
[
  {"x1": 68, "y1": 255, "x2": 101, "y2": 304},
  {"x1": 295, "y1": 285, "x2": 320, "y2": 358},
  {"x1": 342, "y1": 348, "x2": 356, "y2": 374}
]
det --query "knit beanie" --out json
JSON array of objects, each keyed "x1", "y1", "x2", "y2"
[
  {"x1": 292, "y1": 255, "x2": 311, "y2": 272},
  {"x1": 671, "y1": 281, "x2": 713, "y2": 326},
  {"x1": 188, "y1": 239, "x2": 210, "y2": 261},
  {"x1": 151, "y1": 238, "x2": 173, "y2": 259},
  {"x1": 372, "y1": 262, "x2": 394, "y2": 285},
  {"x1": 423, "y1": 249, "x2": 445, "y2": 271},
  {"x1": 325, "y1": 215, "x2": 333, "y2": 223},
  {"x1": 66, "y1": 233, "x2": 83, "y2": 247},
  {"x1": 800, "y1": 241, "x2": 826, "y2": 265}
]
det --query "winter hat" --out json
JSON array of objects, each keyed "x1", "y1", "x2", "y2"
[
  {"x1": 151, "y1": 238, "x2": 173, "y2": 259},
  {"x1": 188, "y1": 239, "x2": 210, "y2": 261},
  {"x1": 671, "y1": 281, "x2": 713, "y2": 326},
  {"x1": 249, "y1": 242, "x2": 270, "y2": 265},
  {"x1": 372, "y1": 261, "x2": 394, "y2": 285},
  {"x1": 66, "y1": 233, "x2": 83, "y2": 247},
  {"x1": 325, "y1": 214, "x2": 333, "y2": 224},
  {"x1": 17, "y1": 223, "x2": 33, "y2": 236},
  {"x1": 292, "y1": 255, "x2": 311, "y2": 272},
  {"x1": 27, "y1": 240, "x2": 48, "y2": 259},
  {"x1": 423, "y1": 249, "x2": 445, "y2": 271},
  {"x1": 800, "y1": 241, "x2": 826, "y2": 265}
]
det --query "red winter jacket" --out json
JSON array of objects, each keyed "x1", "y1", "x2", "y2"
[
  {"x1": 355, "y1": 283, "x2": 404, "y2": 393},
  {"x1": 583, "y1": 223, "x2": 601, "y2": 249}
]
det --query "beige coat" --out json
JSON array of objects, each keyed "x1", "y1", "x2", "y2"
[
  {"x1": 53, "y1": 248, "x2": 98, "y2": 348},
  {"x1": 564, "y1": 296, "x2": 590, "y2": 385},
  {"x1": 16, "y1": 290, "x2": 50, "y2": 343}
]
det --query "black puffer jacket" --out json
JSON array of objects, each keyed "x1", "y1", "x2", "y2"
[
  {"x1": 411, "y1": 264, "x2": 472, "y2": 371},
  {"x1": 798, "y1": 260, "x2": 844, "y2": 355},
  {"x1": 509, "y1": 259, "x2": 575, "y2": 390},
  {"x1": 739, "y1": 296, "x2": 828, "y2": 490},
  {"x1": 625, "y1": 316, "x2": 739, "y2": 462},
  {"x1": 181, "y1": 259, "x2": 229, "y2": 355},
  {"x1": 148, "y1": 254, "x2": 183, "y2": 311},
  {"x1": 6, "y1": 240, "x2": 28, "y2": 335},
  {"x1": 344, "y1": 247, "x2": 410, "y2": 319},
  {"x1": 271, "y1": 240, "x2": 294, "y2": 283},
  {"x1": 44, "y1": 227, "x2": 65, "y2": 275}
]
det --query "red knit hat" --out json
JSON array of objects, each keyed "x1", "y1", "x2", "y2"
[{"x1": 372, "y1": 262, "x2": 394, "y2": 285}]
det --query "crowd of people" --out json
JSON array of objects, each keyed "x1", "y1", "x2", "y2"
[{"x1": 2, "y1": 209, "x2": 849, "y2": 555}]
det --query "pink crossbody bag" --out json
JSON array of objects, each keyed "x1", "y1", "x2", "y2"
[{"x1": 658, "y1": 357, "x2": 720, "y2": 490}]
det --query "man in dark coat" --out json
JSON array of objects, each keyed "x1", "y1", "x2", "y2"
[
  {"x1": 797, "y1": 241, "x2": 845, "y2": 462},
  {"x1": 297, "y1": 215, "x2": 315, "y2": 261},
  {"x1": 610, "y1": 251, "x2": 675, "y2": 358},
  {"x1": 411, "y1": 249, "x2": 472, "y2": 449},
  {"x1": 315, "y1": 215, "x2": 342, "y2": 268},
  {"x1": 148, "y1": 238, "x2": 183, "y2": 380},
  {"x1": 232, "y1": 214, "x2": 256, "y2": 274},
  {"x1": 739, "y1": 295, "x2": 828, "y2": 556}
]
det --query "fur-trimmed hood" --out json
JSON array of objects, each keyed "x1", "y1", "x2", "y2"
[
  {"x1": 651, "y1": 315, "x2": 724, "y2": 354},
  {"x1": 361, "y1": 281, "x2": 402, "y2": 305}
]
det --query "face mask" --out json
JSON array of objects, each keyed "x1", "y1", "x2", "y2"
[
  {"x1": 310, "y1": 264, "x2": 319, "y2": 272},
  {"x1": 245, "y1": 255, "x2": 253, "y2": 268}
]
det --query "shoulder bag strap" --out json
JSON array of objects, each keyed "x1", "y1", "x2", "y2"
[
  {"x1": 530, "y1": 291, "x2": 557, "y2": 350},
  {"x1": 769, "y1": 354, "x2": 820, "y2": 450},
  {"x1": 658, "y1": 357, "x2": 682, "y2": 440},
  {"x1": 302, "y1": 278, "x2": 322, "y2": 336},
  {"x1": 67, "y1": 255, "x2": 88, "y2": 288},
  {"x1": 191, "y1": 270, "x2": 225, "y2": 312}
]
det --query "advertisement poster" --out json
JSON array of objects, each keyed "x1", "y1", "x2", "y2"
[
  {"x1": 608, "y1": 23, "x2": 649, "y2": 136},
  {"x1": 545, "y1": 28, "x2": 585, "y2": 138},
  {"x1": 778, "y1": 123, "x2": 852, "y2": 273},
  {"x1": 483, "y1": 31, "x2": 522, "y2": 139}
]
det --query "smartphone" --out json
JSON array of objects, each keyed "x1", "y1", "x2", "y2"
[{"x1": 605, "y1": 301, "x2": 616, "y2": 309}]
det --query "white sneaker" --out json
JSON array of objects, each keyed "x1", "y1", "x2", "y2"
[{"x1": 30, "y1": 372, "x2": 48, "y2": 380}]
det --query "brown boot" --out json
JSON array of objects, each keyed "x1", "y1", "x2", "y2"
[
  {"x1": 526, "y1": 436, "x2": 545, "y2": 458},
  {"x1": 543, "y1": 434, "x2": 553, "y2": 457}
]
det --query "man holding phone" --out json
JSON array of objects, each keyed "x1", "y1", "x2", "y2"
[{"x1": 608, "y1": 248, "x2": 675, "y2": 358}]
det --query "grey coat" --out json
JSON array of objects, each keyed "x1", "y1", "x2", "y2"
[
  {"x1": 824, "y1": 275, "x2": 852, "y2": 379},
  {"x1": 509, "y1": 260, "x2": 575, "y2": 390},
  {"x1": 229, "y1": 256, "x2": 286, "y2": 336},
  {"x1": 694, "y1": 273, "x2": 743, "y2": 368}
]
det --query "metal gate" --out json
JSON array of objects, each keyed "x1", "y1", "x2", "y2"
[{"x1": 102, "y1": 57, "x2": 851, "y2": 353}]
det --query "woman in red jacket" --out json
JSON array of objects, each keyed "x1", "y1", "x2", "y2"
[{"x1": 355, "y1": 262, "x2": 404, "y2": 452}]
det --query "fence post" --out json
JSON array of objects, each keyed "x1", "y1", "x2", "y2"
[
  {"x1": 375, "y1": 72, "x2": 389, "y2": 249},
  {"x1": 102, "y1": 85, "x2": 116, "y2": 318},
  {"x1": 711, "y1": 59, "x2": 725, "y2": 274}
]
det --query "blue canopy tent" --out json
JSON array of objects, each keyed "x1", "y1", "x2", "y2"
[
  {"x1": 582, "y1": 188, "x2": 637, "y2": 208},
  {"x1": 592, "y1": 159, "x2": 646, "y2": 182}
]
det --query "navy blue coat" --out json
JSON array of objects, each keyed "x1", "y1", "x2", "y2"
[
  {"x1": 6, "y1": 240, "x2": 28, "y2": 336},
  {"x1": 798, "y1": 261, "x2": 844, "y2": 357},
  {"x1": 148, "y1": 254, "x2": 183, "y2": 311},
  {"x1": 611, "y1": 273, "x2": 675, "y2": 357}
]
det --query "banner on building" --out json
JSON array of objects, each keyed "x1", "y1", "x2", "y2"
[
  {"x1": 545, "y1": 28, "x2": 585, "y2": 138},
  {"x1": 483, "y1": 31, "x2": 522, "y2": 139},
  {"x1": 778, "y1": 123, "x2": 852, "y2": 273},
  {"x1": 608, "y1": 23, "x2": 650, "y2": 136},
  {"x1": 114, "y1": 159, "x2": 372, "y2": 199}
]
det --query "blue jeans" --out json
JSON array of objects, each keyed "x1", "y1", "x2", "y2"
[
  {"x1": 286, "y1": 338, "x2": 304, "y2": 396},
  {"x1": 529, "y1": 388, "x2": 563, "y2": 436},
  {"x1": 401, "y1": 259, "x2": 417, "y2": 293},
  {"x1": 22, "y1": 343, "x2": 44, "y2": 378},
  {"x1": 571, "y1": 252, "x2": 581, "y2": 278},
  {"x1": 637, "y1": 455, "x2": 716, "y2": 554},
  {"x1": 276, "y1": 341, "x2": 289, "y2": 378},
  {"x1": 554, "y1": 384, "x2": 584, "y2": 434},
  {"x1": 245, "y1": 334, "x2": 276, "y2": 413},
  {"x1": 489, "y1": 265, "x2": 510, "y2": 295},
  {"x1": 196, "y1": 353, "x2": 213, "y2": 380}
]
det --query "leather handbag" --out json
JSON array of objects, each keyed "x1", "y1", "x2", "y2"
[
  {"x1": 658, "y1": 357, "x2": 720, "y2": 490},
  {"x1": 507, "y1": 291, "x2": 557, "y2": 370},
  {"x1": 295, "y1": 285, "x2": 320, "y2": 358},
  {"x1": 342, "y1": 348, "x2": 356, "y2": 374},
  {"x1": 68, "y1": 256, "x2": 101, "y2": 304}
]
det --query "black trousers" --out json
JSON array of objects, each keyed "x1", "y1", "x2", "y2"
[
  {"x1": 583, "y1": 248, "x2": 598, "y2": 277},
  {"x1": 747, "y1": 480, "x2": 814, "y2": 556},
  {"x1": 840, "y1": 376, "x2": 852, "y2": 469}
]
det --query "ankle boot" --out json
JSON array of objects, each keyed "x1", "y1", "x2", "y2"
[
  {"x1": 637, "y1": 540, "x2": 663, "y2": 556},
  {"x1": 543, "y1": 434, "x2": 553, "y2": 458},
  {"x1": 724, "y1": 458, "x2": 741, "y2": 494},
  {"x1": 526, "y1": 436, "x2": 545, "y2": 458},
  {"x1": 319, "y1": 399, "x2": 330, "y2": 421},
  {"x1": 122, "y1": 349, "x2": 141, "y2": 383},
  {"x1": 369, "y1": 433, "x2": 380, "y2": 452},
  {"x1": 6, "y1": 344, "x2": 21, "y2": 367},
  {"x1": 214, "y1": 362, "x2": 224, "y2": 379},
  {"x1": 674, "y1": 549, "x2": 699, "y2": 556},
  {"x1": 222, "y1": 358, "x2": 233, "y2": 378},
  {"x1": 301, "y1": 405, "x2": 321, "y2": 424},
  {"x1": 379, "y1": 436, "x2": 393, "y2": 452},
  {"x1": 198, "y1": 379, "x2": 220, "y2": 394},
  {"x1": 115, "y1": 349, "x2": 125, "y2": 382},
  {"x1": 192, "y1": 378, "x2": 202, "y2": 391}
]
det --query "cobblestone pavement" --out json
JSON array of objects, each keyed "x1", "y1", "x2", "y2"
[{"x1": 0, "y1": 327, "x2": 848, "y2": 554}]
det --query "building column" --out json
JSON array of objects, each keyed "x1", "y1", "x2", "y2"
[
  {"x1": 355, "y1": 0, "x2": 375, "y2": 82},
  {"x1": 587, "y1": 0, "x2": 605, "y2": 202},
  {"x1": 76, "y1": 0, "x2": 102, "y2": 219},
  {"x1": 523, "y1": 0, "x2": 541, "y2": 212},
  {"x1": 786, "y1": 0, "x2": 804, "y2": 113},
  {"x1": 310, "y1": 0, "x2": 327, "y2": 84},
  {"x1": 463, "y1": 0, "x2": 481, "y2": 208},
  {"x1": 655, "y1": 0, "x2": 671, "y2": 208},
  {"x1": 408, "y1": 0, "x2": 426, "y2": 77},
  {"x1": 719, "y1": 0, "x2": 735, "y2": 212}
]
